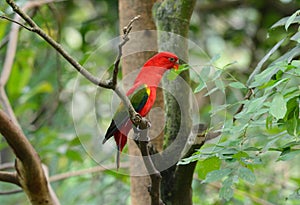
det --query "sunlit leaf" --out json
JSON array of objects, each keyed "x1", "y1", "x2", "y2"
[
  {"x1": 197, "y1": 156, "x2": 221, "y2": 179},
  {"x1": 271, "y1": 15, "x2": 300, "y2": 29},
  {"x1": 66, "y1": 149, "x2": 83, "y2": 162},
  {"x1": 269, "y1": 93, "x2": 287, "y2": 120},
  {"x1": 285, "y1": 10, "x2": 300, "y2": 30},
  {"x1": 210, "y1": 53, "x2": 221, "y2": 64},
  {"x1": 167, "y1": 64, "x2": 190, "y2": 80},
  {"x1": 229, "y1": 82, "x2": 247, "y2": 89}
]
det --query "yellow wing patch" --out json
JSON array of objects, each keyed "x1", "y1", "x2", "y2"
[{"x1": 145, "y1": 84, "x2": 151, "y2": 96}]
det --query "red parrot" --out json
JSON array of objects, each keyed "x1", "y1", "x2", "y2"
[{"x1": 102, "y1": 52, "x2": 179, "y2": 168}]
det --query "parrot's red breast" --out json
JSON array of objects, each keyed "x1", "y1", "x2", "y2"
[{"x1": 102, "y1": 52, "x2": 179, "y2": 168}]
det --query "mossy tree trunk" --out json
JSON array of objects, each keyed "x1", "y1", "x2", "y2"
[
  {"x1": 119, "y1": 1, "x2": 165, "y2": 205},
  {"x1": 154, "y1": 1, "x2": 196, "y2": 205}
]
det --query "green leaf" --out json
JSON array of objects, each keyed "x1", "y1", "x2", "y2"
[
  {"x1": 197, "y1": 156, "x2": 221, "y2": 179},
  {"x1": 167, "y1": 70, "x2": 179, "y2": 81},
  {"x1": 288, "y1": 188, "x2": 300, "y2": 200},
  {"x1": 238, "y1": 167, "x2": 256, "y2": 184},
  {"x1": 178, "y1": 154, "x2": 199, "y2": 165},
  {"x1": 280, "y1": 141, "x2": 300, "y2": 149},
  {"x1": 19, "y1": 81, "x2": 53, "y2": 103},
  {"x1": 291, "y1": 60, "x2": 300, "y2": 69},
  {"x1": 278, "y1": 149, "x2": 300, "y2": 161},
  {"x1": 229, "y1": 82, "x2": 247, "y2": 89},
  {"x1": 269, "y1": 93, "x2": 287, "y2": 120},
  {"x1": 202, "y1": 168, "x2": 233, "y2": 183},
  {"x1": 248, "y1": 38, "x2": 286, "y2": 86},
  {"x1": 285, "y1": 10, "x2": 300, "y2": 30},
  {"x1": 291, "y1": 32, "x2": 300, "y2": 43},
  {"x1": 210, "y1": 53, "x2": 221, "y2": 64},
  {"x1": 219, "y1": 177, "x2": 234, "y2": 201},
  {"x1": 246, "y1": 95, "x2": 267, "y2": 114},
  {"x1": 215, "y1": 79, "x2": 225, "y2": 93},
  {"x1": 222, "y1": 61, "x2": 237, "y2": 69},
  {"x1": 167, "y1": 64, "x2": 189, "y2": 80},
  {"x1": 66, "y1": 149, "x2": 83, "y2": 162},
  {"x1": 200, "y1": 66, "x2": 211, "y2": 82},
  {"x1": 194, "y1": 77, "x2": 205, "y2": 93},
  {"x1": 271, "y1": 15, "x2": 300, "y2": 29},
  {"x1": 286, "y1": 115, "x2": 300, "y2": 137},
  {"x1": 240, "y1": 157, "x2": 263, "y2": 165},
  {"x1": 232, "y1": 151, "x2": 249, "y2": 161},
  {"x1": 284, "y1": 97, "x2": 299, "y2": 121}
]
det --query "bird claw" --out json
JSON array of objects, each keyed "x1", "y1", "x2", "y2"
[{"x1": 136, "y1": 125, "x2": 142, "y2": 131}]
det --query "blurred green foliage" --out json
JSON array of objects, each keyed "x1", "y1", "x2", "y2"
[{"x1": 0, "y1": 0, "x2": 299, "y2": 204}]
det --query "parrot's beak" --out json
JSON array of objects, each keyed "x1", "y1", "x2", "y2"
[{"x1": 173, "y1": 61, "x2": 179, "y2": 70}]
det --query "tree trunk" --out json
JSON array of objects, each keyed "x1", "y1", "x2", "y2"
[
  {"x1": 154, "y1": 0, "x2": 196, "y2": 204},
  {"x1": 119, "y1": 1, "x2": 165, "y2": 205}
]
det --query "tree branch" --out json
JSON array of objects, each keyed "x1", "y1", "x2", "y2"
[
  {"x1": 0, "y1": 110, "x2": 59, "y2": 205},
  {"x1": 0, "y1": 0, "x2": 60, "y2": 127},
  {"x1": 134, "y1": 129, "x2": 164, "y2": 205},
  {"x1": 0, "y1": 171, "x2": 20, "y2": 186},
  {"x1": 233, "y1": 38, "x2": 286, "y2": 122},
  {"x1": 171, "y1": 124, "x2": 208, "y2": 205},
  {"x1": 49, "y1": 162, "x2": 130, "y2": 182},
  {"x1": 0, "y1": 162, "x2": 130, "y2": 196},
  {"x1": 5, "y1": 0, "x2": 107, "y2": 88},
  {"x1": 3, "y1": 0, "x2": 147, "y2": 130},
  {"x1": 0, "y1": 15, "x2": 33, "y2": 31},
  {"x1": 0, "y1": 162, "x2": 14, "y2": 170},
  {"x1": 111, "y1": 15, "x2": 140, "y2": 88}
]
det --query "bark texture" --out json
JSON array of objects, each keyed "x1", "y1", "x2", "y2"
[
  {"x1": 0, "y1": 110, "x2": 59, "y2": 205},
  {"x1": 154, "y1": 1, "x2": 196, "y2": 205},
  {"x1": 119, "y1": 1, "x2": 164, "y2": 204}
]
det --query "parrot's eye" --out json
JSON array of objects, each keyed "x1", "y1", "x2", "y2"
[{"x1": 168, "y1": 57, "x2": 175, "y2": 62}]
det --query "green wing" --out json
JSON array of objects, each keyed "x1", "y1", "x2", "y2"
[
  {"x1": 129, "y1": 84, "x2": 150, "y2": 113},
  {"x1": 103, "y1": 84, "x2": 150, "y2": 142}
]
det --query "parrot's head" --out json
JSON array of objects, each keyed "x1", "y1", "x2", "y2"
[{"x1": 145, "y1": 52, "x2": 179, "y2": 71}]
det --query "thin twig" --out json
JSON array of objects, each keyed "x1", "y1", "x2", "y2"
[
  {"x1": 49, "y1": 162, "x2": 130, "y2": 182},
  {"x1": 112, "y1": 15, "x2": 140, "y2": 88},
  {"x1": 0, "y1": 16, "x2": 33, "y2": 31},
  {"x1": 4, "y1": 0, "x2": 108, "y2": 88},
  {"x1": 233, "y1": 38, "x2": 286, "y2": 121},
  {"x1": 0, "y1": 189, "x2": 23, "y2": 195},
  {"x1": 233, "y1": 89, "x2": 253, "y2": 122},
  {"x1": 0, "y1": 162, "x2": 130, "y2": 196},
  {"x1": 0, "y1": 0, "x2": 59, "y2": 127},
  {"x1": 3, "y1": 0, "x2": 146, "y2": 129},
  {"x1": 246, "y1": 38, "x2": 286, "y2": 86},
  {"x1": 0, "y1": 162, "x2": 14, "y2": 170}
]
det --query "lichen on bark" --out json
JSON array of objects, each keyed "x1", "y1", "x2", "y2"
[{"x1": 154, "y1": 0, "x2": 196, "y2": 204}]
